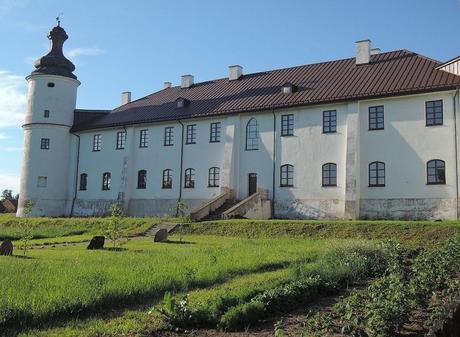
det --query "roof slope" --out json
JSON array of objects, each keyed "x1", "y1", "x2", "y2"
[{"x1": 72, "y1": 50, "x2": 460, "y2": 131}]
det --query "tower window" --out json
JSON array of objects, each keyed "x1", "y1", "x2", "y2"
[
  {"x1": 369, "y1": 106, "x2": 384, "y2": 130},
  {"x1": 164, "y1": 127, "x2": 174, "y2": 146},
  {"x1": 162, "y1": 169, "x2": 173, "y2": 189},
  {"x1": 280, "y1": 164, "x2": 294, "y2": 187},
  {"x1": 47, "y1": 82, "x2": 55, "y2": 88},
  {"x1": 208, "y1": 167, "x2": 220, "y2": 187},
  {"x1": 184, "y1": 168, "x2": 195, "y2": 188},
  {"x1": 44, "y1": 110, "x2": 50, "y2": 118},
  {"x1": 246, "y1": 118, "x2": 259, "y2": 150},
  {"x1": 139, "y1": 129, "x2": 149, "y2": 148},
  {"x1": 281, "y1": 114, "x2": 294, "y2": 136},
  {"x1": 322, "y1": 163, "x2": 337, "y2": 187},
  {"x1": 102, "y1": 172, "x2": 111, "y2": 190},
  {"x1": 323, "y1": 110, "x2": 337, "y2": 133},
  {"x1": 79, "y1": 173, "x2": 88, "y2": 191},
  {"x1": 116, "y1": 131, "x2": 126, "y2": 150},
  {"x1": 137, "y1": 170, "x2": 147, "y2": 189},
  {"x1": 426, "y1": 100, "x2": 443, "y2": 126},
  {"x1": 37, "y1": 176, "x2": 47, "y2": 188},
  {"x1": 186, "y1": 124, "x2": 197, "y2": 144},
  {"x1": 40, "y1": 138, "x2": 50, "y2": 150},
  {"x1": 427, "y1": 159, "x2": 446, "y2": 185},
  {"x1": 93, "y1": 134, "x2": 102, "y2": 151},
  {"x1": 210, "y1": 122, "x2": 221, "y2": 143}
]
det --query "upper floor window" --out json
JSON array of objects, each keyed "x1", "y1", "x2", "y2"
[
  {"x1": 210, "y1": 122, "x2": 221, "y2": 143},
  {"x1": 102, "y1": 172, "x2": 111, "y2": 190},
  {"x1": 164, "y1": 127, "x2": 174, "y2": 146},
  {"x1": 184, "y1": 168, "x2": 195, "y2": 188},
  {"x1": 162, "y1": 169, "x2": 172, "y2": 189},
  {"x1": 323, "y1": 110, "x2": 337, "y2": 133},
  {"x1": 139, "y1": 129, "x2": 149, "y2": 148},
  {"x1": 176, "y1": 97, "x2": 189, "y2": 109},
  {"x1": 280, "y1": 164, "x2": 294, "y2": 187},
  {"x1": 369, "y1": 161, "x2": 385, "y2": 187},
  {"x1": 281, "y1": 82, "x2": 297, "y2": 94},
  {"x1": 208, "y1": 167, "x2": 220, "y2": 187},
  {"x1": 40, "y1": 138, "x2": 50, "y2": 150},
  {"x1": 137, "y1": 170, "x2": 147, "y2": 189},
  {"x1": 186, "y1": 124, "x2": 197, "y2": 144},
  {"x1": 116, "y1": 131, "x2": 126, "y2": 149},
  {"x1": 79, "y1": 173, "x2": 88, "y2": 191},
  {"x1": 281, "y1": 114, "x2": 294, "y2": 136},
  {"x1": 44, "y1": 110, "x2": 50, "y2": 118},
  {"x1": 37, "y1": 176, "x2": 47, "y2": 188},
  {"x1": 426, "y1": 100, "x2": 443, "y2": 126},
  {"x1": 322, "y1": 163, "x2": 337, "y2": 187},
  {"x1": 369, "y1": 105, "x2": 384, "y2": 130},
  {"x1": 93, "y1": 134, "x2": 102, "y2": 151},
  {"x1": 246, "y1": 118, "x2": 259, "y2": 150},
  {"x1": 427, "y1": 159, "x2": 445, "y2": 185}
]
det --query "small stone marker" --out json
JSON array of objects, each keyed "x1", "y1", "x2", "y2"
[
  {"x1": 0, "y1": 239, "x2": 13, "y2": 256},
  {"x1": 154, "y1": 229, "x2": 168, "y2": 242},
  {"x1": 87, "y1": 236, "x2": 105, "y2": 250}
]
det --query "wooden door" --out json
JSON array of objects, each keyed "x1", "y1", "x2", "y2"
[{"x1": 248, "y1": 173, "x2": 257, "y2": 196}]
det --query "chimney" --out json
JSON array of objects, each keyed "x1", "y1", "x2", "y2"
[
  {"x1": 229, "y1": 65, "x2": 243, "y2": 80},
  {"x1": 370, "y1": 48, "x2": 381, "y2": 56},
  {"x1": 121, "y1": 91, "x2": 131, "y2": 105},
  {"x1": 355, "y1": 39, "x2": 371, "y2": 65},
  {"x1": 181, "y1": 75, "x2": 194, "y2": 89},
  {"x1": 164, "y1": 81, "x2": 172, "y2": 89}
]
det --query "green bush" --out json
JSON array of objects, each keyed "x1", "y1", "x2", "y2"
[{"x1": 219, "y1": 301, "x2": 265, "y2": 331}]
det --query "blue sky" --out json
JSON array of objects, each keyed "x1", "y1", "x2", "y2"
[{"x1": 0, "y1": 0, "x2": 459, "y2": 194}]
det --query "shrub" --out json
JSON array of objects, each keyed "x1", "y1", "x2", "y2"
[{"x1": 219, "y1": 301, "x2": 265, "y2": 331}]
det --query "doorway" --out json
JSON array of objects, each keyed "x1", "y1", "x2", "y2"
[{"x1": 248, "y1": 173, "x2": 257, "y2": 196}]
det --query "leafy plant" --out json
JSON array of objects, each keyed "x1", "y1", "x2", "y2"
[
  {"x1": 106, "y1": 203, "x2": 124, "y2": 248},
  {"x1": 19, "y1": 200, "x2": 35, "y2": 256},
  {"x1": 175, "y1": 201, "x2": 190, "y2": 242}
]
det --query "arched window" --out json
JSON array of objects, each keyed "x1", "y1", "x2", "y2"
[
  {"x1": 184, "y1": 168, "x2": 195, "y2": 188},
  {"x1": 102, "y1": 172, "x2": 111, "y2": 190},
  {"x1": 369, "y1": 161, "x2": 385, "y2": 187},
  {"x1": 79, "y1": 173, "x2": 88, "y2": 191},
  {"x1": 322, "y1": 163, "x2": 337, "y2": 187},
  {"x1": 137, "y1": 170, "x2": 147, "y2": 189},
  {"x1": 162, "y1": 169, "x2": 172, "y2": 189},
  {"x1": 280, "y1": 164, "x2": 294, "y2": 187},
  {"x1": 427, "y1": 159, "x2": 446, "y2": 184},
  {"x1": 245, "y1": 118, "x2": 259, "y2": 150},
  {"x1": 208, "y1": 167, "x2": 220, "y2": 187}
]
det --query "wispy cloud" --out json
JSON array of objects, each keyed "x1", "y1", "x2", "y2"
[
  {"x1": 0, "y1": 70, "x2": 27, "y2": 128},
  {"x1": 67, "y1": 47, "x2": 106, "y2": 58},
  {"x1": 4, "y1": 146, "x2": 23, "y2": 152},
  {"x1": 0, "y1": 132, "x2": 8, "y2": 140},
  {"x1": 0, "y1": 172, "x2": 20, "y2": 194},
  {"x1": 0, "y1": 0, "x2": 28, "y2": 16}
]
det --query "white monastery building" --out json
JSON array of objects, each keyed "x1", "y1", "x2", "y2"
[{"x1": 17, "y1": 24, "x2": 460, "y2": 220}]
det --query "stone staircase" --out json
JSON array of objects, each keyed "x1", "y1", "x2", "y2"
[
  {"x1": 201, "y1": 200, "x2": 240, "y2": 221},
  {"x1": 144, "y1": 223, "x2": 179, "y2": 237}
]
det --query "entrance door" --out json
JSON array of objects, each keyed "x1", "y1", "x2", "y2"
[{"x1": 248, "y1": 173, "x2": 257, "y2": 196}]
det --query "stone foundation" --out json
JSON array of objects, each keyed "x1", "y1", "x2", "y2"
[{"x1": 274, "y1": 199, "x2": 345, "y2": 219}]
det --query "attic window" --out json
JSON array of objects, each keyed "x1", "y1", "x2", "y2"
[
  {"x1": 47, "y1": 82, "x2": 55, "y2": 88},
  {"x1": 176, "y1": 98, "x2": 189, "y2": 109},
  {"x1": 281, "y1": 82, "x2": 296, "y2": 94}
]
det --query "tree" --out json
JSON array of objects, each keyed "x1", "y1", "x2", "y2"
[
  {"x1": 175, "y1": 201, "x2": 190, "y2": 242},
  {"x1": 1, "y1": 189, "x2": 13, "y2": 201},
  {"x1": 106, "y1": 203, "x2": 124, "y2": 249}
]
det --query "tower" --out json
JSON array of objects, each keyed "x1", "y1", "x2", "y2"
[{"x1": 17, "y1": 24, "x2": 80, "y2": 217}]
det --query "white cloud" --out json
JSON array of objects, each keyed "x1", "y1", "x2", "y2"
[
  {"x1": 0, "y1": 132, "x2": 8, "y2": 140},
  {"x1": 0, "y1": 172, "x2": 19, "y2": 194},
  {"x1": 67, "y1": 47, "x2": 105, "y2": 58},
  {"x1": 0, "y1": 0, "x2": 28, "y2": 16},
  {"x1": 0, "y1": 70, "x2": 27, "y2": 128},
  {"x1": 4, "y1": 146, "x2": 23, "y2": 152}
]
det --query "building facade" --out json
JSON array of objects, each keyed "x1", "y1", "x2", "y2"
[{"x1": 17, "y1": 25, "x2": 460, "y2": 219}]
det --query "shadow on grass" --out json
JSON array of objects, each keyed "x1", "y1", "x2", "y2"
[
  {"x1": 104, "y1": 247, "x2": 128, "y2": 252},
  {"x1": 161, "y1": 240, "x2": 196, "y2": 245},
  {"x1": 11, "y1": 255, "x2": 36, "y2": 260}
]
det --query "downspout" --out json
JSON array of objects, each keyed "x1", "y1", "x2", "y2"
[
  {"x1": 454, "y1": 88, "x2": 460, "y2": 218},
  {"x1": 177, "y1": 120, "x2": 185, "y2": 216},
  {"x1": 70, "y1": 132, "x2": 81, "y2": 216},
  {"x1": 272, "y1": 109, "x2": 276, "y2": 218}
]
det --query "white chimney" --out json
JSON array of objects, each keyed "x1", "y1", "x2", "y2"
[
  {"x1": 229, "y1": 65, "x2": 243, "y2": 80},
  {"x1": 355, "y1": 39, "x2": 371, "y2": 65},
  {"x1": 370, "y1": 48, "x2": 381, "y2": 56},
  {"x1": 121, "y1": 91, "x2": 131, "y2": 105},
  {"x1": 164, "y1": 81, "x2": 172, "y2": 89},
  {"x1": 181, "y1": 75, "x2": 194, "y2": 89}
]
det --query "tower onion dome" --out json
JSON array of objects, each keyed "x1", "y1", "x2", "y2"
[{"x1": 31, "y1": 25, "x2": 77, "y2": 79}]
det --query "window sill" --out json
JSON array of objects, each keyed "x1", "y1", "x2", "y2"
[
  {"x1": 184, "y1": 187, "x2": 195, "y2": 189},
  {"x1": 322, "y1": 185, "x2": 337, "y2": 188},
  {"x1": 368, "y1": 185, "x2": 385, "y2": 187},
  {"x1": 368, "y1": 128, "x2": 384, "y2": 131},
  {"x1": 164, "y1": 144, "x2": 174, "y2": 147},
  {"x1": 208, "y1": 185, "x2": 219, "y2": 188},
  {"x1": 245, "y1": 148, "x2": 259, "y2": 151},
  {"x1": 280, "y1": 185, "x2": 293, "y2": 188},
  {"x1": 139, "y1": 146, "x2": 148, "y2": 148},
  {"x1": 92, "y1": 150, "x2": 101, "y2": 152},
  {"x1": 427, "y1": 182, "x2": 446, "y2": 185},
  {"x1": 209, "y1": 140, "x2": 221, "y2": 143},
  {"x1": 322, "y1": 131, "x2": 337, "y2": 134},
  {"x1": 162, "y1": 186, "x2": 172, "y2": 189},
  {"x1": 280, "y1": 134, "x2": 294, "y2": 137},
  {"x1": 116, "y1": 148, "x2": 125, "y2": 150},
  {"x1": 425, "y1": 124, "x2": 444, "y2": 127},
  {"x1": 137, "y1": 187, "x2": 146, "y2": 190}
]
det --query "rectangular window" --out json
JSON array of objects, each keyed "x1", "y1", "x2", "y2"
[
  {"x1": 369, "y1": 106, "x2": 384, "y2": 130},
  {"x1": 93, "y1": 134, "x2": 102, "y2": 151},
  {"x1": 281, "y1": 114, "x2": 294, "y2": 136},
  {"x1": 40, "y1": 138, "x2": 50, "y2": 150},
  {"x1": 210, "y1": 122, "x2": 221, "y2": 143},
  {"x1": 37, "y1": 176, "x2": 47, "y2": 188},
  {"x1": 426, "y1": 100, "x2": 443, "y2": 126},
  {"x1": 186, "y1": 124, "x2": 196, "y2": 144},
  {"x1": 44, "y1": 110, "x2": 50, "y2": 118},
  {"x1": 323, "y1": 110, "x2": 337, "y2": 133},
  {"x1": 116, "y1": 131, "x2": 126, "y2": 149},
  {"x1": 164, "y1": 127, "x2": 174, "y2": 146},
  {"x1": 139, "y1": 129, "x2": 149, "y2": 148}
]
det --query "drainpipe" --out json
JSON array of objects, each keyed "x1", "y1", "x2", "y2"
[
  {"x1": 272, "y1": 109, "x2": 276, "y2": 218},
  {"x1": 70, "y1": 132, "x2": 81, "y2": 216},
  {"x1": 177, "y1": 120, "x2": 185, "y2": 216},
  {"x1": 454, "y1": 88, "x2": 460, "y2": 218}
]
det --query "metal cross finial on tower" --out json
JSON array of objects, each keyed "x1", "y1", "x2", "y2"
[{"x1": 56, "y1": 13, "x2": 63, "y2": 26}]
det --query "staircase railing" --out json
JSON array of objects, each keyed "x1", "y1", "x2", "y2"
[{"x1": 190, "y1": 188, "x2": 234, "y2": 221}]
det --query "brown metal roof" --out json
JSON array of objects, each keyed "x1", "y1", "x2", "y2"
[{"x1": 72, "y1": 50, "x2": 460, "y2": 132}]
